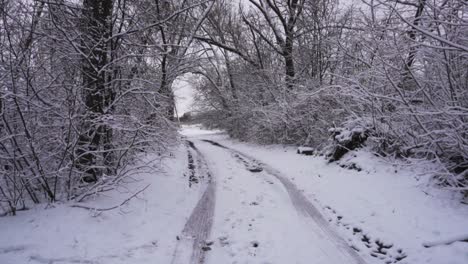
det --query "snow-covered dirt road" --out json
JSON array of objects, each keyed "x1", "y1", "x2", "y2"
[
  {"x1": 1, "y1": 125, "x2": 467, "y2": 264},
  {"x1": 174, "y1": 137, "x2": 365, "y2": 264},
  {"x1": 171, "y1": 141, "x2": 216, "y2": 264}
]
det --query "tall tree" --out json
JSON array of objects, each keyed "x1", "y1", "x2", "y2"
[
  {"x1": 77, "y1": 0, "x2": 114, "y2": 182},
  {"x1": 243, "y1": 0, "x2": 305, "y2": 90}
]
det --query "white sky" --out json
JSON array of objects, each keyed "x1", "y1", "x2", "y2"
[{"x1": 173, "y1": 73, "x2": 196, "y2": 117}]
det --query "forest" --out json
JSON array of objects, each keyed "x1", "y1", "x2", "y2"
[{"x1": 0, "y1": 0, "x2": 467, "y2": 216}]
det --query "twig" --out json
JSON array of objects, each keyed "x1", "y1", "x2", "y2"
[
  {"x1": 70, "y1": 184, "x2": 150, "y2": 212},
  {"x1": 423, "y1": 234, "x2": 468, "y2": 248}
]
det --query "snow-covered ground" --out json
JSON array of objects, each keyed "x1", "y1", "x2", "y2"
[
  {"x1": 0, "y1": 147, "x2": 202, "y2": 264},
  {"x1": 183, "y1": 125, "x2": 468, "y2": 264},
  {"x1": 1, "y1": 125, "x2": 467, "y2": 264},
  {"x1": 192, "y1": 138, "x2": 363, "y2": 264}
]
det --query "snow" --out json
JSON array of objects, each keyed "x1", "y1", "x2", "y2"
[
  {"x1": 0, "y1": 146, "x2": 201, "y2": 264},
  {"x1": 1, "y1": 125, "x2": 467, "y2": 264},
  {"x1": 196, "y1": 140, "x2": 361, "y2": 264},
  {"x1": 423, "y1": 234, "x2": 468, "y2": 248},
  {"x1": 179, "y1": 125, "x2": 223, "y2": 137},
  {"x1": 297, "y1": 146, "x2": 314, "y2": 154}
]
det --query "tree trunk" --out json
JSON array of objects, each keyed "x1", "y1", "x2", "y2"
[
  {"x1": 77, "y1": 0, "x2": 114, "y2": 182},
  {"x1": 401, "y1": 0, "x2": 426, "y2": 91},
  {"x1": 405, "y1": 0, "x2": 426, "y2": 70},
  {"x1": 284, "y1": 33, "x2": 296, "y2": 90}
]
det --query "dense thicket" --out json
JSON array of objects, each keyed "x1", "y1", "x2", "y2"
[
  {"x1": 1, "y1": 0, "x2": 466, "y2": 214},
  {"x1": 193, "y1": 0, "x2": 467, "y2": 192},
  {"x1": 0, "y1": 0, "x2": 213, "y2": 215}
]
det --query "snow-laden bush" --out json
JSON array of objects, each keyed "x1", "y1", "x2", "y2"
[{"x1": 195, "y1": 0, "x2": 467, "y2": 196}]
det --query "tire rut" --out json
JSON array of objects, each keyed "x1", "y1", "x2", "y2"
[
  {"x1": 171, "y1": 141, "x2": 216, "y2": 264},
  {"x1": 201, "y1": 139, "x2": 367, "y2": 264}
]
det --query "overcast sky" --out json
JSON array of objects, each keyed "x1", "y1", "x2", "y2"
[{"x1": 173, "y1": 74, "x2": 196, "y2": 117}]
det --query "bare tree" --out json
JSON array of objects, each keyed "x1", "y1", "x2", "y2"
[
  {"x1": 0, "y1": 0, "x2": 215, "y2": 215},
  {"x1": 76, "y1": 0, "x2": 114, "y2": 182},
  {"x1": 242, "y1": 0, "x2": 305, "y2": 90}
]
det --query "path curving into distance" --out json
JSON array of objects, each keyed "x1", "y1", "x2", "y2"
[{"x1": 173, "y1": 138, "x2": 367, "y2": 264}]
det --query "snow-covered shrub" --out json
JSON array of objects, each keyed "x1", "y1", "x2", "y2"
[
  {"x1": 326, "y1": 118, "x2": 371, "y2": 162},
  {"x1": 193, "y1": 0, "x2": 467, "y2": 195}
]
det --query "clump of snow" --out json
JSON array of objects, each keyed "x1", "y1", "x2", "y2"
[
  {"x1": 297, "y1": 146, "x2": 314, "y2": 155},
  {"x1": 329, "y1": 117, "x2": 371, "y2": 142}
]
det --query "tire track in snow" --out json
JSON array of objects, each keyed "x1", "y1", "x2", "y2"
[
  {"x1": 201, "y1": 139, "x2": 367, "y2": 264},
  {"x1": 171, "y1": 141, "x2": 215, "y2": 264}
]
